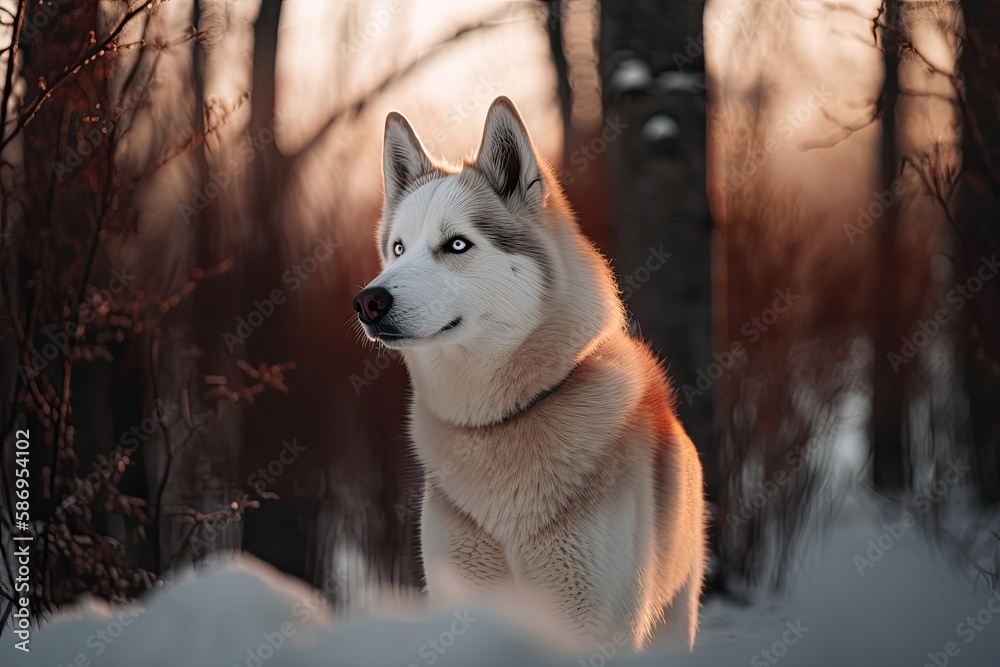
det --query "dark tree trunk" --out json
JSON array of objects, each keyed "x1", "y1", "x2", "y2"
[
  {"x1": 545, "y1": 0, "x2": 572, "y2": 130},
  {"x1": 957, "y1": 0, "x2": 1000, "y2": 503},
  {"x1": 598, "y1": 0, "x2": 715, "y2": 496},
  {"x1": 871, "y1": 0, "x2": 910, "y2": 491},
  {"x1": 598, "y1": 0, "x2": 717, "y2": 588},
  {"x1": 239, "y1": 0, "x2": 312, "y2": 580}
]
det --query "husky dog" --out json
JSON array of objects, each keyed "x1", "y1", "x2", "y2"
[{"x1": 353, "y1": 97, "x2": 706, "y2": 650}]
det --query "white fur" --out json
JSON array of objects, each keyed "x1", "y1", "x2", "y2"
[{"x1": 358, "y1": 97, "x2": 707, "y2": 651}]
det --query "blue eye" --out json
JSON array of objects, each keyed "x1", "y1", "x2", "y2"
[
  {"x1": 447, "y1": 237, "x2": 471, "y2": 253},
  {"x1": 393, "y1": 241, "x2": 404, "y2": 257}
]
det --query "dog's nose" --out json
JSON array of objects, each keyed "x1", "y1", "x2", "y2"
[{"x1": 353, "y1": 286, "x2": 394, "y2": 325}]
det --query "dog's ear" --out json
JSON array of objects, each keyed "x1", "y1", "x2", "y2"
[
  {"x1": 383, "y1": 112, "x2": 437, "y2": 211},
  {"x1": 474, "y1": 97, "x2": 546, "y2": 206}
]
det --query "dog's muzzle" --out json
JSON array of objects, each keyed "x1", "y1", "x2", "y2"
[{"x1": 353, "y1": 286, "x2": 394, "y2": 326}]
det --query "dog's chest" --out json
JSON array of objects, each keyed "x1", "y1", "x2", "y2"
[{"x1": 410, "y1": 397, "x2": 634, "y2": 543}]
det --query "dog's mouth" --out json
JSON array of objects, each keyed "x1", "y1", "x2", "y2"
[{"x1": 368, "y1": 317, "x2": 462, "y2": 346}]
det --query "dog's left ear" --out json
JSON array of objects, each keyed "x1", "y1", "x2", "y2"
[
  {"x1": 475, "y1": 97, "x2": 546, "y2": 206},
  {"x1": 383, "y1": 111, "x2": 438, "y2": 212}
]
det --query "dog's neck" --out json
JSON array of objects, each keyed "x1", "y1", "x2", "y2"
[
  {"x1": 483, "y1": 359, "x2": 582, "y2": 427},
  {"x1": 403, "y1": 311, "x2": 615, "y2": 428},
  {"x1": 401, "y1": 231, "x2": 623, "y2": 428}
]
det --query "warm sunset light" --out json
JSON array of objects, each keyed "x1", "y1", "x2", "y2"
[{"x1": 1, "y1": 0, "x2": 998, "y2": 664}]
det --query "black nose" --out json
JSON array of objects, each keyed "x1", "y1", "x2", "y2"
[{"x1": 353, "y1": 286, "x2": 393, "y2": 325}]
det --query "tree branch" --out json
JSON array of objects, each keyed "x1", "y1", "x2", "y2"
[
  {"x1": 0, "y1": 0, "x2": 163, "y2": 150},
  {"x1": 800, "y1": 106, "x2": 878, "y2": 151},
  {"x1": 291, "y1": 7, "x2": 522, "y2": 162},
  {"x1": 901, "y1": 153, "x2": 965, "y2": 244},
  {"x1": 0, "y1": 0, "x2": 25, "y2": 257}
]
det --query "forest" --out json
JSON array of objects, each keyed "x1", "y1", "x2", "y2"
[{"x1": 1, "y1": 0, "x2": 998, "y2": 664}]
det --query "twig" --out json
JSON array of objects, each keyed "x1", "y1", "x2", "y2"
[
  {"x1": 0, "y1": 0, "x2": 165, "y2": 149},
  {"x1": 0, "y1": 0, "x2": 25, "y2": 254},
  {"x1": 901, "y1": 154, "x2": 965, "y2": 245},
  {"x1": 147, "y1": 334, "x2": 206, "y2": 570},
  {"x1": 800, "y1": 107, "x2": 878, "y2": 151}
]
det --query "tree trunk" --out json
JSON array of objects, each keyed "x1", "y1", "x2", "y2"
[
  {"x1": 957, "y1": 0, "x2": 1000, "y2": 503},
  {"x1": 598, "y1": 0, "x2": 716, "y2": 497},
  {"x1": 598, "y1": 0, "x2": 717, "y2": 587},
  {"x1": 871, "y1": 0, "x2": 910, "y2": 491}
]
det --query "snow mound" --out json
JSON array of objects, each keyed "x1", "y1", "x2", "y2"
[{"x1": 4, "y1": 510, "x2": 1000, "y2": 666}]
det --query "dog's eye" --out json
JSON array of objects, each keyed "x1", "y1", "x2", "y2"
[
  {"x1": 393, "y1": 241, "x2": 404, "y2": 257},
  {"x1": 446, "y1": 237, "x2": 471, "y2": 253}
]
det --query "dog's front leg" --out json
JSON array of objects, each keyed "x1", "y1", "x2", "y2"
[
  {"x1": 420, "y1": 485, "x2": 511, "y2": 600},
  {"x1": 515, "y1": 507, "x2": 644, "y2": 647}
]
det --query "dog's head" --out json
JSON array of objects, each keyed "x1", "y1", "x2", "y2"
[{"x1": 353, "y1": 97, "x2": 558, "y2": 351}]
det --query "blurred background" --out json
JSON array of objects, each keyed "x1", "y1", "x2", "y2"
[{"x1": 0, "y1": 0, "x2": 998, "y2": 633}]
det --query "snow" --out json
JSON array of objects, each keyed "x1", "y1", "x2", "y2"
[{"x1": 4, "y1": 496, "x2": 999, "y2": 666}]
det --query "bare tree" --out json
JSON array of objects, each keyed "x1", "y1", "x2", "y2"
[{"x1": 956, "y1": 0, "x2": 1000, "y2": 504}]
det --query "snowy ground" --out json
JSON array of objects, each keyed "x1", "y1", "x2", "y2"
[{"x1": 3, "y1": 489, "x2": 999, "y2": 667}]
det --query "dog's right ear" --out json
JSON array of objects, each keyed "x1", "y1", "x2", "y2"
[{"x1": 383, "y1": 112, "x2": 437, "y2": 212}]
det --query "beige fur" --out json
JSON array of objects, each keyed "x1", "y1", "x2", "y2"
[{"x1": 355, "y1": 97, "x2": 707, "y2": 650}]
